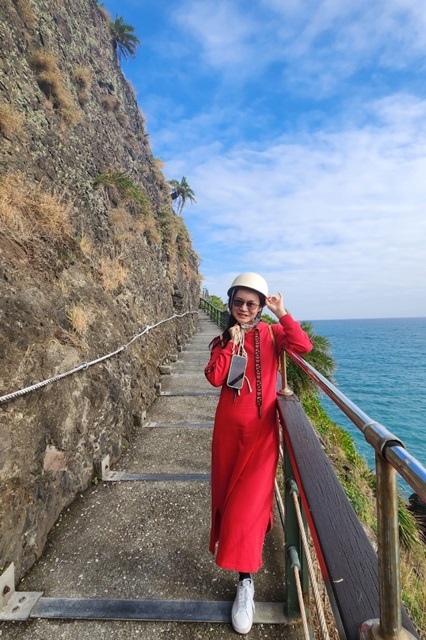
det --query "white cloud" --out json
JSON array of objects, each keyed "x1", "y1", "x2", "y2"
[
  {"x1": 109, "y1": 0, "x2": 426, "y2": 318},
  {"x1": 170, "y1": 0, "x2": 426, "y2": 92},
  {"x1": 173, "y1": 1, "x2": 259, "y2": 68},
  {"x1": 266, "y1": 0, "x2": 426, "y2": 60},
  {"x1": 178, "y1": 94, "x2": 426, "y2": 319}
]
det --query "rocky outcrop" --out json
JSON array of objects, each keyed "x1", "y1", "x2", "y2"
[{"x1": 0, "y1": 0, "x2": 200, "y2": 580}]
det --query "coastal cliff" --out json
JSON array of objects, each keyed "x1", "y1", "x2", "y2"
[{"x1": 0, "y1": 0, "x2": 200, "y2": 579}]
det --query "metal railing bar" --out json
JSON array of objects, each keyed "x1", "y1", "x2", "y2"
[
  {"x1": 385, "y1": 445, "x2": 426, "y2": 500},
  {"x1": 375, "y1": 453, "x2": 401, "y2": 638},
  {"x1": 199, "y1": 298, "x2": 229, "y2": 331},
  {"x1": 285, "y1": 349, "x2": 426, "y2": 502}
]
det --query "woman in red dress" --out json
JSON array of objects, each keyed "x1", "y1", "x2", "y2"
[{"x1": 204, "y1": 273, "x2": 312, "y2": 634}]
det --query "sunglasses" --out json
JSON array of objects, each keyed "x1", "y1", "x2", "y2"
[{"x1": 232, "y1": 298, "x2": 260, "y2": 310}]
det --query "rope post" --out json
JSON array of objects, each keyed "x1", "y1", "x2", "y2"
[
  {"x1": 288, "y1": 546, "x2": 311, "y2": 640},
  {"x1": 359, "y1": 452, "x2": 417, "y2": 640},
  {"x1": 278, "y1": 350, "x2": 293, "y2": 396},
  {"x1": 284, "y1": 468, "x2": 309, "y2": 623}
]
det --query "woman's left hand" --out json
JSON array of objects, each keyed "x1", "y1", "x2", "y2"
[{"x1": 265, "y1": 292, "x2": 287, "y2": 319}]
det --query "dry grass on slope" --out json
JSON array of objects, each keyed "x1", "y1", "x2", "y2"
[
  {"x1": 0, "y1": 102, "x2": 25, "y2": 139},
  {"x1": 29, "y1": 49, "x2": 81, "y2": 125},
  {"x1": 0, "y1": 172, "x2": 72, "y2": 242}
]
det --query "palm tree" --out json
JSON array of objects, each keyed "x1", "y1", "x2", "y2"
[
  {"x1": 262, "y1": 315, "x2": 335, "y2": 397},
  {"x1": 169, "y1": 176, "x2": 196, "y2": 214},
  {"x1": 286, "y1": 321, "x2": 335, "y2": 398},
  {"x1": 110, "y1": 16, "x2": 140, "y2": 61}
]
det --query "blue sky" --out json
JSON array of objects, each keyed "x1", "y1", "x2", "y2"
[{"x1": 102, "y1": 0, "x2": 426, "y2": 320}]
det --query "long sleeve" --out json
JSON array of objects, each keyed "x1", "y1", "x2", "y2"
[
  {"x1": 272, "y1": 314, "x2": 313, "y2": 354},
  {"x1": 204, "y1": 338, "x2": 234, "y2": 387}
]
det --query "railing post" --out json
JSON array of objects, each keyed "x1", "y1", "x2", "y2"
[
  {"x1": 278, "y1": 350, "x2": 293, "y2": 396},
  {"x1": 359, "y1": 452, "x2": 417, "y2": 640},
  {"x1": 284, "y1": 468, "x2": 309, "y2": 624}
]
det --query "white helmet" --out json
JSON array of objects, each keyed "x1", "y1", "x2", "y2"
[{"x1": 227, "y1": 272, "x2": 268, "y2": 298}]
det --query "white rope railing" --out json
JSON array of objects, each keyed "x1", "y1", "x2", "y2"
[
  {"x1": 278, "y1": 445, "x2": 332, "y2": 640},
  {"x1": 288, "y1": 479, "x2": 332, "y2": 640},
  {"x1": 273, "y1": 480, "x2": 312, "y2": 640},
  {"x1": 289, "y1": 546, "x2": 311, "y2": 640},
  {"x1": 0, "y1": 310, "x2": 198, "y2": 405}
]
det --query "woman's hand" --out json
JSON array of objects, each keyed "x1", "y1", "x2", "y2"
[
  {"x1": 229, "y1": 324, "x2": 243, "y2": 344},
  {"x1": 265, "y1": 292, "x2": 287, "y2": 319}
]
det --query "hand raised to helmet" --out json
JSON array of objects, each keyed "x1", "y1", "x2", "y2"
[{"x1": 265, "y1": 292, "x2": 287, "y2": 319}]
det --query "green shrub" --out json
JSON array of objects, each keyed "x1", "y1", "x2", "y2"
[{"x1": 94, "y1": 170, "x2": 150, "y2": 215}]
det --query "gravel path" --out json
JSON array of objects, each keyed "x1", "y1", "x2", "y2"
[{"x1": 1, "y1": 312, "x2": 303, "y2": 640}]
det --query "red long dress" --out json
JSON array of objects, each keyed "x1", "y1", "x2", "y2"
[{"x1": 204, "y1": 315, "x2": 312, "y2": 572}]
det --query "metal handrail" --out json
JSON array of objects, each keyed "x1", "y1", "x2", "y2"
[
  {"x1": 199, "y1": 298, "x2": 229, "y2": 330},
  {"x1": 285, "y1": 348, "x2": 426, "y2": 502},
  {"x1": 284, "y1": 347, "x2": 424, "y2": 640}
]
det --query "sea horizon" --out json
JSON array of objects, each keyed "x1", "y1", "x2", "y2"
[
  {"x1": 308, "y1": 315, "x2": 426, "y2": 322},
  {"x1": 309, "y1": 316, "x2": 426, "y2": 499}
]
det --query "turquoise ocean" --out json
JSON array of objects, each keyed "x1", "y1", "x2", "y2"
[{"x1": 309, "y1": 317, "x2": 426, "y2": 498}]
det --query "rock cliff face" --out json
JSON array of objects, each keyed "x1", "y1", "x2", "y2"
[{"x1": 0, "y1": 0, "x2": 201, "y2": 579}]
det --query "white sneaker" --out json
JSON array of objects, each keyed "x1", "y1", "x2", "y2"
[{"x1": 231, "y1": 578, "x2": 255, "y2": 634}]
